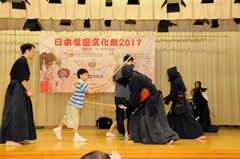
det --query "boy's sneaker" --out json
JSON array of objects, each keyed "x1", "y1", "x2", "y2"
[
  {"x1": 120, "y1": 134, "x2": 125, "y2": 140},
  {"x1": 53, "y1": 127, "x2": 62, "y2": 140},
  {"x1": 125, "y1": 133, "x2": 129, "y2": 138},
  {"x1": 106, "y1": 132, "x2": 115, "y2": 137},
  {"x1": 73, "y1": 135, "x2": 88, "y2": 142}
]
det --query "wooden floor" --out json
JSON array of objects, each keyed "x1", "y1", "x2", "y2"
[{"x1": 0, "y1": 128, "x2": 240, "y2": 159}]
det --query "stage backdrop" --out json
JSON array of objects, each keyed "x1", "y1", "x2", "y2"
[
  {"x1": 0, "y1": 31, "x2": 240, "y2": 126},
  {"x1": 39, "y1": 35, "x2": 155, "y2": 93}
]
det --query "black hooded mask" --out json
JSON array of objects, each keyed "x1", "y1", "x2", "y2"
[
  {"x1": 121, "y1": 64, "x2": 134, "y2": 79},
  {"x1": 116, "y1": 64, "x2": 134, "y2": 86},
  {"x1": 167, "y1": 66, "x2": 179, "y2": 81}
]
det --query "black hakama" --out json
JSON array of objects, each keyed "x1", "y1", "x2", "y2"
[
  {"x1": 192, "y1": 88, "x2": 219, "y2": 132},
  {"x1": 129, "y1": 91, "x2": 179, "y2": 144},
  {"x1": 167, "y1": 98, "x2": 204, "y2": 139}
]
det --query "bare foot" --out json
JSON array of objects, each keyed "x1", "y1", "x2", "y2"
[
  {"x1": 196, "y1": 139, "x2": 206, "y2": 143},
  {"x1": 166, "y1": 140, "x2": 174, "y2": 145},
  {"x1": 196, "y1": 135, "x2": 206, "y2": 140},
  {"x1": 18, "y1": 141, "x2": 30, "y2": 145},
  {"x1": 6, "y1": 141, "x2": 22, "y2": 146},
  {"x1": 127, "y1": 140, "x2": 135, "y2": 144}
]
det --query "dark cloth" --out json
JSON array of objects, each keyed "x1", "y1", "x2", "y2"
[
  {"x1": 126, "y1": 72, "x2": 179, "y2": 144},
  {"x1": 192, "y1": 88, "x2": 218, "y2": 132},
  {"x1": 165, "y1": 67, "x2": 204, "y2": 139},
  {"x1": 200, "y1": 87, "x2": 207, "y2": 92},
  {"x1": 10, "y1": 56, "x2": 30, "y2": 83},
  {"x1": 167, "y1": 98, "x2": 204, "y2": 139},
  {"x1": 0, "y1": 56, "x2": 36, "y2": 143},
  {"x1": 115, "y1": 97, "x2": 127, "y2": 135},
  {"x1": 207, "y1": 125, "x2": 219, "y2": 132}
]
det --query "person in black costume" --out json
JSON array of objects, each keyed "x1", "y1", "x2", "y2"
[
  {"x1": 192, "y1": 81, "x2": 219, "y2": 132},
  {"x1": 192, "y1": 88, "x2": 211, "y2": 132},
  {"x1": 194, "y1": 81, "x2": 208, "y2": 101},
  {"x1": 121, "y1": 65, "x2": 179, "y2": 144},
  {"x1": 164, "y1": 66, "x2": 206, "y2": 140},
  {"x1": 0, "y1": 43, "x2": 36, "y2": 146}
]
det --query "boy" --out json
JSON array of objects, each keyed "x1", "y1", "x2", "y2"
[
  {"x1": 53, "y1": 68, "x2": 105, "y2": 142},
  {"x1": 108, "y1": 54, "x2": 133, "y2": 140}
]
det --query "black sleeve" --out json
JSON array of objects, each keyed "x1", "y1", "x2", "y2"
[{"x1": 165, "y1": 81, "x2": 178, "y2": 105}]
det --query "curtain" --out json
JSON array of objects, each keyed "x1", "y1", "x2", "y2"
[
  {"x1": 0, "y1": 31, "x2": 240, "y2": 126},
  {"x1": 0, "y1": 0, "x2": 239, "y2": 20}
]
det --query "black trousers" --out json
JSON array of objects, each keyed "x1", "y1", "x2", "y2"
[{"x1": 115, "y1": 97, "x2": 127, "y2": 135}]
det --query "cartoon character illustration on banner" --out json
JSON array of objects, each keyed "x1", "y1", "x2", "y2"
[{"x1": 40, "y1": 52, "x2": 62, "y2": 92}]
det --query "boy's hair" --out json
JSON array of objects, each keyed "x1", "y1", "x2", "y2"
[
  {"x1": 77, "y1": 68, "x2": 88, "y2": 79},
  {"x1": 20, "y1": 43, "x2": 35, "y2": 54},
  {"x1": 123, "y1": 54, "x2": 134, "y2": 62},
  {"x1": 81, "y1": 151, "x2": 110, "y2": 159}
]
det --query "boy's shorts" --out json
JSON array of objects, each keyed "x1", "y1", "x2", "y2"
[{"x1": 62, "y1": 104, "x2": 79, "y2": 129}]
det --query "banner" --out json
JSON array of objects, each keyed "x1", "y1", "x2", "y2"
[{"x1": 40, "y1": 35, "x2": 155, "y2": 93}]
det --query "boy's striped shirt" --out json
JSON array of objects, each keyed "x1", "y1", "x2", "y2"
[{"x1": 69, "y1": 79, "x2": 88, "y2": 108}]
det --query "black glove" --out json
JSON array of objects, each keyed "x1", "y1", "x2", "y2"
[{"x1": 163, "y1": 96, "x2": 170, "y2": 105}]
